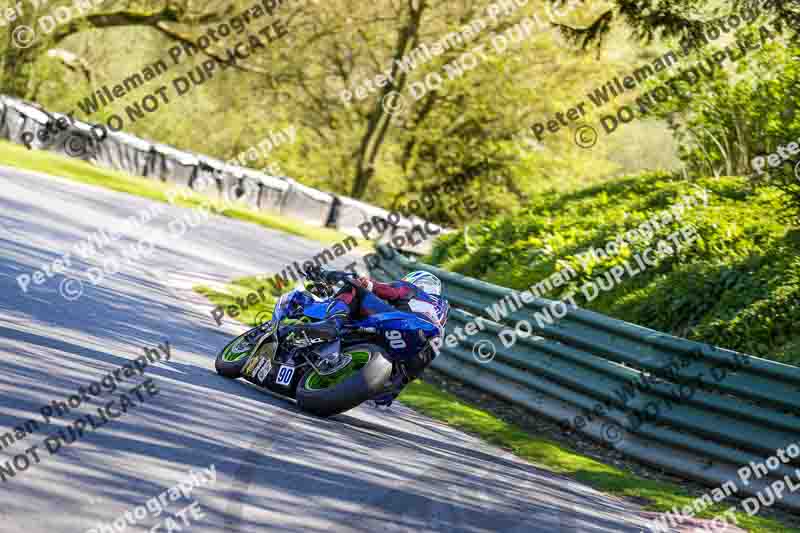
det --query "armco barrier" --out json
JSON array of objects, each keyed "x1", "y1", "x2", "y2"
[
  {"x1": 0, "y1": 95, "x2": 440, "y2": 251},
  {"x1": 279, "y1": 179, "x2": 335, "y2": 228},
  {"x1": 370, "y1": 251, "x2": 800, "y2": 512}
]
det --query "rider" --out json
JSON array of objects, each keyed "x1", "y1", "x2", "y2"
[{"x1": 283, "y1": 270, "x2": 449, "y2": 407}]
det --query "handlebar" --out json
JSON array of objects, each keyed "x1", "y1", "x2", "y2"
[{"x1": 304, "y1": 265, "x2": 358, "y2": 287}]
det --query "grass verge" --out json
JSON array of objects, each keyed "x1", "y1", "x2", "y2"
[
  {"x1": 430, "y1": 172, "x2": 799, "y2": 364},
  {"x1": 0, "y1": 140, "x2": 357, "y2": 246},
  {"x1": 195, "y1": 274, "x2": 284, "y2": 327},
  {"x1": 400, "y1": 380, "x2": 800, "y2": 533},
  {"x1": 196, "y1": 272, "x2": 799, "y2": 533}
]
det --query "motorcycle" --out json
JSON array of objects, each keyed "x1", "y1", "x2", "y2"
[{"x1": 214, "y1": 267, "x2": 442, "y2": 417}]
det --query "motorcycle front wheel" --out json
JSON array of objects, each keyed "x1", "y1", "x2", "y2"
[{"x1": 214, "y1": 327, "x2": 261, "y2": 378}]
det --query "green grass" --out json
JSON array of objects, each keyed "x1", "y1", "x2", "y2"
[
  {"x1": 431, "y1": 171, "x2": 800, "y2": 365},
  {"x1": 0, "y1": 140, "x2": 358, "y2": 247},
  {"x1": 196, "y1": 272, "x2": 799, "y2": 533},
  {"x1": 195, "y1": 274, "x2": 285, "y2": 326},
  {"x1": 399, "y1": 380, "x2": 799, "y2": 533}
]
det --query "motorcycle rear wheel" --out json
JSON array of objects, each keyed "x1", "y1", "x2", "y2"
[{"x1": 296, "y1": 343, "x2": 392, "y2": 417}]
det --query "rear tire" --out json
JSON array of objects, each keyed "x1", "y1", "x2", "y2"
[{"x1": 296, "y1": 343, "x2": 393, "y2": 417}]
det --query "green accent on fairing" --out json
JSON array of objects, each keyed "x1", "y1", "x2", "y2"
[
  {"x1": 304, "y1": 351, "x2": 371, "y2": 391},
  {"x1": 222, "y1": 320, "x2": 281, "y2": 362},
  {"x1": 283, "y1": 317, "x2": 312, "y2": 325},
  {"x1": 222, "y1": 335, "x2": 254, "y2": 362}
]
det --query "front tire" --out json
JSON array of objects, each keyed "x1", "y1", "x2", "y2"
[
  {"x1": 215, "y1": 328, "x2": 259, "y2": 378},
  {"x1": 296, "y1": 343, "x2": 393, "y2": 417}
]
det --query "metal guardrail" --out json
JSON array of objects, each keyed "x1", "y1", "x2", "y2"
[
  {"x1": 371, "y1": 251, "x2": 800, "y2": 512},
  {"x1": 0, "y1": 95, "x2": 443, "y2": 253}
]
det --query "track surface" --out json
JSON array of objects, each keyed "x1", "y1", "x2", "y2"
[{"x1": 0, "y1": 167, "x2": 655, "y2": 532}]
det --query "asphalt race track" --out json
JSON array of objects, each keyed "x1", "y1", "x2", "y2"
[{"x1": 0, "y1": 166, "x2": 655, "y2": 532}]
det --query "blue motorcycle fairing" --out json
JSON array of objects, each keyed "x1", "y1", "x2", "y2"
[
  {"x1": 302, "y1": 301, "x2": 330, "y2": 321},
  {"x1": 272, "y1": 290, "x2": 329, "y2": 323},
  {"x1": 353, "y1": 311, "x2": 440, "y2": 362},
  {"x1": 269, "y1": 290, "x2": 444, "y2": 364},
  {"x1": 357, "y1": 311, "x2": 440, "y2": 333}
]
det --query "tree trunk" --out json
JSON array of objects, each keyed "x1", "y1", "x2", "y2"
[
  {"x1": 0, "y1": 4, "x2": 229, "y2": 99},
  {"x1": 350, "y1": 0, "x2": 426, "y2": 199},
  {"x1": 2, "y1": 14, "x2": 40, "y2": 98}
]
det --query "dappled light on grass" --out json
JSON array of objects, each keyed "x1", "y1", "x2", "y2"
[{"x1": 399, "y1": 380, "x2": 798, "y2": 533}]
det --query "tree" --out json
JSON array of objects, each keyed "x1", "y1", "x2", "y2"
[
  {"x1": 556, "y1": 0, "x2": 799, "y2": 51},
  {"x1": 643, "y1": 37, "x2": 800, "y2": 222},
  {"x1": 1, "y1": 0, "x2": 643, "y2": 218},
  {"x1": 1, "y1": 0, "x2": 281, "y2": 99},
  {"x1": 254, "y1": 0, "x2": 559, "y2": 201}
]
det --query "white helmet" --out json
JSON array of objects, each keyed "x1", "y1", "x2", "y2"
[{"x1": 402, "y1": 271, "x2": 442, "y2": 297}]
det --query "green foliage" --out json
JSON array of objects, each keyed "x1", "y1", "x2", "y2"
[
  {"x1": 195, "y1": 274, "x2": 285, "y2": 327},
  {"x1": 558, "y1": 0, "x2": 800, "y2": 53},
  {"x1": 8, "y1": 0, "x2": 795, "y2": 363},
  {"x1": 430, "y1": 172, "x2": 800, "y2": 364},
  {"x1": 395, "y1": 53, "x2": 530, "y2": 223},
  {"x1": 2, "y1": 0, "x2": 681, "y2": 227},
  {"x1": 644, "y1": 36, "x2": 800, "y2": 223}
]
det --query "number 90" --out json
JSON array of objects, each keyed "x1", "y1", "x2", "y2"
[{"x1": 385, "y1": 330, "x2": 407, "y2": 349}]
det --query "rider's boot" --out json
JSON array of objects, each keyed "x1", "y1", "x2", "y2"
[{"x1": 373, "y1": 344, "x2": 437, "y2": 407}]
